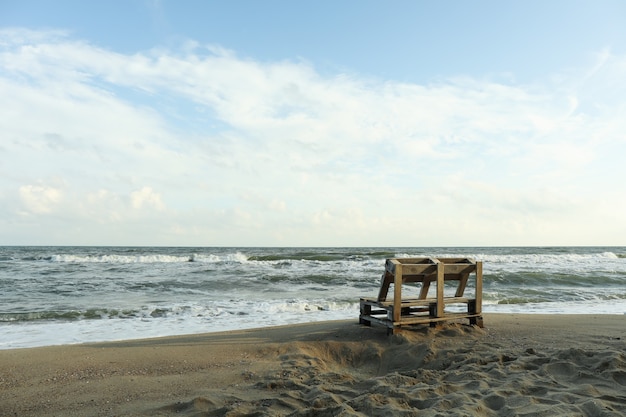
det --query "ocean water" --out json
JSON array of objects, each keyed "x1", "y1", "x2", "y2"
[{"x1": 1, "y1": 246, "x2": 625, "y2": 349}]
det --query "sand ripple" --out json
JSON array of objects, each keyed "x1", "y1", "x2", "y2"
[{"x1": 155, "y1": 323, "x2": 625, "y2": 416}]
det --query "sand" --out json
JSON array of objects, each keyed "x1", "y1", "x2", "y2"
[{"x1": 1, "y1": 314, "x2": 625, "y2": 416}]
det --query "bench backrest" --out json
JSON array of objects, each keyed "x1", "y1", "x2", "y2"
[{"x1": 377, "y1": 257, "x2": 480, "y2": 302}]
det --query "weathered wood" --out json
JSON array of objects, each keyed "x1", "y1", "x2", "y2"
[
  {"x1": 364, "y1": 296, "x2": 471, "y2": 307},
  {"x1": 435, "y1": 261, "x2": 444, "y2": 318},
  {"x1": 359, "y1": 257, "x2": 484, "y2": 334},
  {"x1": 475, "y1": 261, "x2": 483, "y2": 315},
  {"x1": 393, "y1": 263, "x2": 402, "y2": 323},
  {"x1": 455, "y1": 272, "x2": 470, "y2": 297},
  {"x1": 377, "y1": 271, "x2": 393, "y2": 301}
]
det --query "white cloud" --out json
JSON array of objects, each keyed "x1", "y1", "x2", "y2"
[
  {"x1": 130, "y1": 186, "x2": 165, "y2": 211},
  {"x1": 18, "y1": 184, "x2": 62, "y2": 214},
  {"x1": 1, "y1": 28, "x2": 625, "y2": 245}
]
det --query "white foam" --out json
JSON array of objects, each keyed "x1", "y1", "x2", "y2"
[
  {"x1": 49, "y1": 251, "x2": 254, "y2": 264},
  {"x1": 3, "y1": 298, "x2": 626, "y2": 350},
  {"x1": 0, "y1": 300, "x2": 359, "y2": 349},
  {"x1": 51, "y1": 254, "x2": 190, "y2": 263}
]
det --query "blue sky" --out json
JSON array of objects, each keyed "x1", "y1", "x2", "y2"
[{"x1": 1, "y1": 1, "x2": 625, "y2": 246}]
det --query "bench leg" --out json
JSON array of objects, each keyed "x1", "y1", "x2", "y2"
[
  {"x1": 468, "y1": 299, "x2": 477, "y2": 314},
  {"x1": 388, "y1": 326, "x2": 402, "y2": 335},
  {"x1": 426, "y1": 303, "x2": 438, "y2": 327},
  {"x1": 428, "y1": 302, "x2": 437, "y2": 317},
  {"x1": 468, "y1": 300, "x2": 484, "y2": 327},
  {"x1": 469, "y1": 316, "x2": 484, "y2": 328},
  {"x1": 359, "y1": 302, "x2": 372, "y2": 325}
]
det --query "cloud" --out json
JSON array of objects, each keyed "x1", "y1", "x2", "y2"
[
  {"x1": 130, "y1": 186, "x2": 165, "y2": 211},
  {"x1": 1, "y1": 28, "x2": 625, "y2": 245},
  {"x1": 18, "y1": 184, "x2": 63, "y2": 214}
]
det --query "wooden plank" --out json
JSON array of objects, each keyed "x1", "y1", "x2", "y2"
[
  {"x1": 393, "y1": 263, "x2": 402, "y2": 322},
  {"x1": 471, "y1": 316, "x2": 484, "y2": 328},
  {"x1": 401, "y1": 264, "x2": 439, "y2": 275},
  {"x1": 475, "y1": 261, "x2": 483, "y2": 314},
  {"x1": 436, "y1": 261, "x2": 444, "y2": 318},
  {"x1": 455, "y1": 272, "x2": 470, "y2": 297},
  {"x1": 385, "y1": 258, "x2": 401, "y2": 275},
  {"x1": 387, "y1": 258, "x2": 437, "y2": 273},
  {"x1": 375, "y1": 299, "x2": 430, "y2": 307},
  {"x1": 375, "y1": 297, "x2": 471, "y2": 307},
  {"x1": 360, "y1": 298, "x2": 383, "y2": 306},
  {"x1": 394, "y1": 257, "x2": 437, "y2": 265},
  {"x1": 442, "y1": 264, "x2": 476, "y2": 275},
  {"x1": 418, "y1": 280, "x2": 431, "y2": 298},
  {"x1": 441, "y1": 297, "x2": 471, "y2": 304},
  {"x1": 361, "y1": 312, "x2": 485, "y2": 331},
  {"x1": 392, "y1": 313, "x2": 483, "y2": 325},
  {"x1": 377, "y1": 271, "x2": 393, "y2": 301},
  {"x1": 437, "y1": 257, "x2": 472, "y2": 264},
  {"x1": 401, "y1": 274, "x2": 437, "y2": 284},
  {"x1": 358, "y1": 315, "x2": 387, "y2": 326}
]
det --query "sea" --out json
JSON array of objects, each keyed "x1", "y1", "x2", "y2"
[{"x1": 1, "y1": 246, "x2": 625, "y2": 349}]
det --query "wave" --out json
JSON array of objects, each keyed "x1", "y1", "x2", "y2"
[
  {"x1": 45, "y1": 251, "x2": 385, "y2": 265},
  {"x1": 393, "y1": 251, "x2": 621, "y2": 263},
  {"x1": 249, "y1": 253, "x2": 345, "y2": 262},
  {"x1": 491, "y1": 292, "x2": 626, "y2": 305},
  {"x1": 48, "y1": 252, "x2": 250, "y2": 264},
  {"x1": 478, "y1": 251, "x2": 620, "y2": 263},
  {"x1": 248, "y1": 250, "x2": 397, "y2": 262},
  {"x1": 0, "y1": 308, "x2": 140, "y2": 322},
  {"x1": 44, "y1": 252, "x2": 620, "y2": 266},
  {"x1": 0, "y1": 300, "x2": 359, "y2": 324},
  {"x1": 12, "y1": 248, "x2": 624, "y2": 268}
]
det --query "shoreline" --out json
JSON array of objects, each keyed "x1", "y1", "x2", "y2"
[
  {"x1": 4, "y1": 308, "x2": 626, "y2": 351},
  {"x1": 2, "y1": 314, "x2": 625, "y2": 416}
]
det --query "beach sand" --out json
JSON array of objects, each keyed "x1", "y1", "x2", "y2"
[{"x1": 1, "y1": 314, "x2": 625, "y2": 416}]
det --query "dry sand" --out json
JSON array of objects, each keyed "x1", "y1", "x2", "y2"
[{"x1": 1, "y1": 314, "x2": 625, "y2": 416}]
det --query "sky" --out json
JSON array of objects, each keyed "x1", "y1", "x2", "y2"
[{"x1": 1, "y1": 1, "x2": 625, "y2": 247}]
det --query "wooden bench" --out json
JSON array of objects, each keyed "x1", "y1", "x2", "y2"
[{"x1": 359, "y1": 257, "x2": 483, "y2": 334}]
